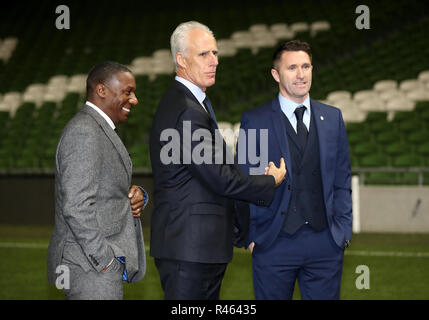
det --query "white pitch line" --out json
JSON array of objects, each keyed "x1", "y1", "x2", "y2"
[
  {"x1": 345, "y1": 250, "x2": 429, "y2": 258},
  {"x1": 0, "y1": 242, "x2": 48, "y2": 249}
]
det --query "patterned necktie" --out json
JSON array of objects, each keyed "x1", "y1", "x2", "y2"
[
  {"x1": 294, "y1": 106, "x2": 308, "y2": 151},
  {"x1": 203, "y1": 96, "x2": 218, "y2": 126}
]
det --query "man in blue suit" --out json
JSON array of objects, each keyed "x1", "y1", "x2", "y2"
[{"x1": 238, "y1": 40, "x2": 352, "y2": 300}]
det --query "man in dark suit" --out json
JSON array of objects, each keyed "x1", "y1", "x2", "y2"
[
  {"x1": 238, "y1": 40, "x2": 352, "y2": 299},
  {"x1": 47, "y1": 62, "x2": 148, "y2": 299},
  {"x1": 149, "y1": 21, "x2": 286, "y2": 300}
]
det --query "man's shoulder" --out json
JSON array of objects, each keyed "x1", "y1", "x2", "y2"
[
  {"x1": 158, "y1": 80, "x2": 198, "y2": 111},
  {"x1": 242, "y1": 98, "x2": 276, "y2": 119},
  {"x1": 311, "y1": 98, "x2": 340, "y2": 113}
]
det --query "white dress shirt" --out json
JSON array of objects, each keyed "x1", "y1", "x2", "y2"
[{"x1": 86, "y1": 100, "x2": 116, "y2": 130}]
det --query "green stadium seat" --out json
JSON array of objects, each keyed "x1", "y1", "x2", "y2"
[
  {"x1": 376, "y1": 130, "x2": 402, "y2": 145},
  {"x1": 360, "y1": 154, "x2": 393, "y2": 185},
  {"x1": 384, "y1": 142, "x2": 413, "y2": 157},
  {"x1": 392, "y1": 154, "x2": 424, "y2": 185},
  {"x1": 353, "y1": 142, "x2": 380, "y2": 158}
]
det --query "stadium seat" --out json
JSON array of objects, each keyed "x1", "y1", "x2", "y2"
[
  {"x1": 270, "y1": 24, "x2": 295, "y2": 40},
  {"x1": 385, "y1": 97, "x2": 415, "y2": 111},
  {"x1": 353, "y1": 141, "x2": 379, "y2": 158},
  {"x1": 418, "y1": 70, "x2": 429, "y2": 83},
  {"x1": 406, "y1": 89, "x2": 429, "y2": 102},
  {"x1": 326, "y1": 90, "x2": 352, "y2": 103},
  {"x1": 373, "y1": 80, "x2": 398, "y2": 92},
  {"x1": 379, "y1": 89, "x2": 407, "y2": 102},
  {"x1": 310, "y1": 21, "x2": 330, "y2": 37},
  {"x1": 359, "y1": 154, "x2": 393, "y2": 185},
  {"x1": 289, "y1": 22, "x2": 309, "y2": 34},
  {"x1": 399, "y1": 79, "x2": 425, "y2": 92},
  {"x1": 392, "y1": 154, "x2": 424, "y2": 184}
]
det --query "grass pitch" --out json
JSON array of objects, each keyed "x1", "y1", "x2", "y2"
[{"x1": 0, "y1": 225, "x2": 428, "y2": 300}]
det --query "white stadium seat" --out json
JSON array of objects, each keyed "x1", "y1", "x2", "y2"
[
  {"x1": 270, "y1": 23, "x2": 295, "y2": 40},
  {"x1": 310, "y1": 21, "x2": 330, "y2": 37},
  {"x1": 399, "y1": 79, "x2": 425, "y2": 92},
  {"x1": 385, "y1": 97, "x2": 415, "y2": 111},
  {"x1": 357, "y1": 98, "x2": 386, "y2": 112},
  {"x1": 327, "y1": 90, "x2": 352, "y2": 103},
  {"x1": 290, "y1": 22, "x2": 309, "y2": 33},
  {"x1": 217, "y1": 39, "x2": 237, "y2": 57},
  {"x1": 353, "y1": 90, "x2": 380, "y2": 102},
  {"x1": 418, "y1": 70, "x2": 429, "y2": 83},
  {"x1": 379, "y1": 89, "x2": 407, "y2": 101},
  {"x1": 406, "y1": 88, "x2": 429, "y2": 102},
  {"x1": 373, "y1": 80, "x2": 398, "y2": 92}
]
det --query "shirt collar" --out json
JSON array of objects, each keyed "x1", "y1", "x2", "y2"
[
  {"x1": 175, "y1": 76, "x2": 206, "y2": 105},
  {"x1": 85, "y1": 100, "x2": 116, "y2": 130},
  {"x1": 278, "y1": 93, "x2": 311, "y2": 119}
]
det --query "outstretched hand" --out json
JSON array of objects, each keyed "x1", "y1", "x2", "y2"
[{"x1": 265, "y1": 157, "x2": 286, "y2": 187}]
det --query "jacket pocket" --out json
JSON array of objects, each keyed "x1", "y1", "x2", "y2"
[{"x1": 189, "y1": 203, "x2": 230, "y2": 249}]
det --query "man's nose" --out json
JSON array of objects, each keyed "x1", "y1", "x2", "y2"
[
  {"x1": 130, "y1": 93, "x2": 138, "y2": 105},
  {"x1": 211, "y1": 52, "x2": 218, "y2": 66}
]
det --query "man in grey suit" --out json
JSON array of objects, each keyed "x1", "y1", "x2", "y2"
[{"x1": 47, "y1": 61, "x2": 148, "y2": 300}]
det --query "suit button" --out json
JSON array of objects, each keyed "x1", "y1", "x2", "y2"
[
  {"x1": 281, "y1": 211, "x2": 287, "y2": 215},
  {"x1": 288, "y1": 185, "x2": 291, "y2": 190}
]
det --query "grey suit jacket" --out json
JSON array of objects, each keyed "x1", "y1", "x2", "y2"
[{"x1": 47, "y1": 104, "x2": 146, "y2": 284}]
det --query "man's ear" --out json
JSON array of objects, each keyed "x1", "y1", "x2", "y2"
[
  {"x1": 176, "y1": 52, "x2": 187, "y2": 69},
  {"x1": 95, "y1": 83, "x2": 107, "y2": 98},
  {"x1": 271, "y1": 68, "x2": 280, "y2": 83}
]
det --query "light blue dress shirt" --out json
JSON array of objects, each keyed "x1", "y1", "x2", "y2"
[{"x1": 278, "y1": 93, "x2": 311, "y2": 133}]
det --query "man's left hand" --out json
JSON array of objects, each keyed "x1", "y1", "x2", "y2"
[{"x1": 129, "y1": 185, "x2": 144, "y2": 218}]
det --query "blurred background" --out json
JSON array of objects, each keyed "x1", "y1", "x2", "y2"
[{"x1": 0, "y1": 0, "x2": 428, "y2": 299}]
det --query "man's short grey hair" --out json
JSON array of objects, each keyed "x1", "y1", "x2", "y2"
[{"x1": 170, "y1": 21, "x2": 215, "y2": 68}]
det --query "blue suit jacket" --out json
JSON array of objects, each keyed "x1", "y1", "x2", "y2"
[{"x1": 238, "y1": 97, "x2": 352, "y2": 250}]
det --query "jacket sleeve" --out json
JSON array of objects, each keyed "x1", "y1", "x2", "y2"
[
  {"x1": 176, "y1": 107, "x2": 276, "y2": 207},
  {"x1": 333, "y1": 111, "x2": 353, "y2": 241},
  {"x1": 235, "y1": 111, "x2": 259, "y2": 247}
]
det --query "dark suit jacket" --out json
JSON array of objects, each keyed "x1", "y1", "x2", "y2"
[
  {"x1": 149, "y1": 80, "x2": 275, "y2": 264},
  {"x1": 238, "y1": 98, "x2": 353, "y2": 250}
]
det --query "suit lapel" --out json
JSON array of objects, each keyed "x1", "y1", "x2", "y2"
[
  {"x1": 270, "y1": 98, "x2": 293, "y2": 179},
  {"x1": 82, "y1": 105, "x2": 132, "y2": 182},
  {"x1": 174, "y1": 80, "x2": 218, "y2": 129}
]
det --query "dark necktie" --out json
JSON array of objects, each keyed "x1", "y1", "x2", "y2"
[
  {"x1": 203, "y1": 96, "x2": 218, "y2": 126},
  {"x1": 294, "y1": 106, "x2": 308, "y2": 152}
]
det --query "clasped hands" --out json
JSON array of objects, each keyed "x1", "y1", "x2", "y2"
[{"x1": 128, "y1": 185, "x2": 145, "y2": 218}]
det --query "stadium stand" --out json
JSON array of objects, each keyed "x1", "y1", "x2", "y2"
[{"x1": 0, "y1": 0, "x2": 428, "y2": 185}]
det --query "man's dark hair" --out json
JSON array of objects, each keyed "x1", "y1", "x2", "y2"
[
  {"x1": 86, "y1": 61, "x2": 132, "y2": 97},
  {"x1": 272, "y1": 40, "x2": 312, "y2": 69}
]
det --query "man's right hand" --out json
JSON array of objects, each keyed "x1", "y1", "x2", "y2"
[
  {"x1": 265, "y1": 157, "x2": 286, "y2": 187},
  {"x1": 248, "y1": 242, "x2": 255, "y2": 254}
]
